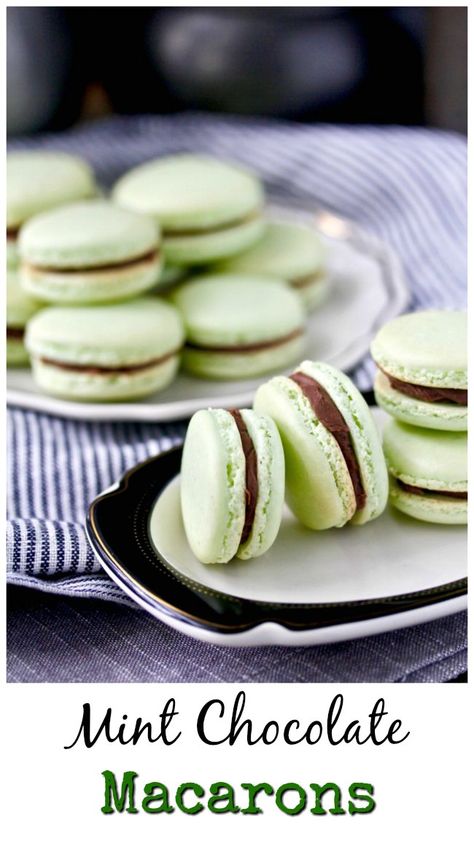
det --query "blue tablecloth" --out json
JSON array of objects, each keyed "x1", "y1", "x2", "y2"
[{"x1": 7, "y1": 115, "x2": 467, "y2": 682}]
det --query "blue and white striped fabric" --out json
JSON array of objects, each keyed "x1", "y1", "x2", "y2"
[{"x1": 7, "y1": 114, "x2": 467, "y2": 602}]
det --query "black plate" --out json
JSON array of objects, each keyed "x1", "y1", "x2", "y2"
[{"x1": 86, "y1": 444, "x2": 467, "y2": 636}]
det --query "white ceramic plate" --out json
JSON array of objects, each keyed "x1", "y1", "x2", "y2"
[
  {"x1": 8, "y1": 202, "x2": 409, "y2": 422},
  {"x1": 87, "y1": 410, "x2": 466, "y2": 647}
]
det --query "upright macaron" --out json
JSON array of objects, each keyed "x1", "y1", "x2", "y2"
[
  {"x1": 6, "y1": 269, "x2": 43, "y2": 366},
  {"x1": 170, "y1": 274, "x2": 305, "y2": 379},
  {"x1": 19, "y1": 200, "x2": 162, "y2": 305},
  {"x1": 181, "y1": 408, "x2": 285, "y2": 563},
  {"x1": 383, "y1": 420, "x2": 467, "y2": 525},
  {"x1": 25, "y1": 297, "x2": 184, "y2": 402},
  {"x1": 7, "y1": 151, "x2": 96, "y2": 268},
  {"x1": 371, "y1": 310, "x2": 467, "y2": 431},
  {"x1": 215, "y1": 221, "x2": 328, "y2": 311},
  {"x1": 113, "y1": 154, "x2": 265, "y2": 265},
  {"x1": 254, "y1": 360, "x2": 388, "y2": 529}
]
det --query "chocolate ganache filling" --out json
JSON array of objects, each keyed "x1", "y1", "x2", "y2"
[
  {"x1": 228, "y1": 409, "x2": 258, "y2": 545},
  {"x1": 164, "y1": 210, "x2": 260, "y2": 238},
  {"x1": 380, "y1": 368, "x2": 467, "y2": 406},
  {"x1": 27, "y1": 249, "x2": 159, "y2": 275},
  {"x1": 7, "y1": 327, "x2": 25, "y2": 340},
  {"x1": 290, "y1": 372, "x2": 367, "y2": 511},
  {"x1": 186, "y1": 328, "x2": 303, "y2": 354},
  {"x1": 396, "y1": 479, "x2": 467, "y2": 500},
  {"x1": 39, "y1": 349, "x2": 178, "y2": 374}
]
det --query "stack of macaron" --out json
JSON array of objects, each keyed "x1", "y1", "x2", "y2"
[
  {"x1": 371, "y1": 310, "x2": 467, "y2": 525},
  {"x1": 7, "y1": 151, "x2": 96, "y2": 366},
  {"x1": 8, "y1": 150, "x2": 328, "y2": 400},
  {"x1": 181, "y1": 361, "x2": 389, "y2": 564}
]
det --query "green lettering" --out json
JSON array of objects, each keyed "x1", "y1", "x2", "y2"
[
  {"x1": 101, "y1": 770, "x2": 138, "y2": 814},
  {"x1": 275, "y1": 783, "x2": 307, "y2": 816},
  {"x1": 142, "y1": 781, "x2": 173, "y2": 814},
  {"x1": 175, "y1": 782, "x2": 205, "y2": 815},
  {"x1": 240, "y1": 782, "x2": 274, "y2": 815},
  {"x1": 207, "y1": 781, "x2": 240, "y2": 814},
  {"x1": 348, "y1": 782, "x2": 376, "y2": 814},
  {"x1": 310, "y1": 782, "x2": 345, "y2": 815}
]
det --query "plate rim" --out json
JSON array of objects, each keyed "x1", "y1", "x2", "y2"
[{"x1": 86, "y1": 439, "x2": 467, "y2": 639}]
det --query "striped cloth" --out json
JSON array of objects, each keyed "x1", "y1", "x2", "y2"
[{"x1": 7, "y1": 117, "x2": 467, "y2": 676}]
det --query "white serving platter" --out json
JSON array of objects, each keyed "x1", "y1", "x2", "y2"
[{"x1": 8, "y1": 203, "x2": 409, "y2": 422}]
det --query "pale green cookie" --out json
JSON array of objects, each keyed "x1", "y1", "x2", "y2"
[
  {"x1": 371, "y1": 310, "x2": 467, "y2": 431},
  {"x1": 374, "y1": 370, "x2": 467, "y2": 432},
  {"x1": 113, "y1": 154, "x2": 265, "y2": 265},
  {"x1": 383, "y1": 419, "x2": 467, "y2": 525},
  {"x1": 254, "y1": 361, "x2": 388, "y2": 530},
  {"x1": 19, "y1": 200, "x2": 162, "y2": 304},
  {"x1": 25, "y1": 297, "x2": 184, "y2": 402},
  {"x1": 7, "y1": 151, "x2": 96, "y2": 268},
  {"x1": 215, "y1": 221, "x2": 328, "y2": 311},
  {"x1": 7, "y1": 269, "x2": 43, "y2": 366},
  {"x1": 180, "y1": 408, "x2": 285, "y2": 564},
  {"x1": 170, "y1": 274, "x2": 305, "y2": 379}
]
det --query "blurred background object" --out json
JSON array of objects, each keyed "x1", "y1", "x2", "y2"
[{"x1": 7, "y1": 6, "x2": 466, "y2": 136}]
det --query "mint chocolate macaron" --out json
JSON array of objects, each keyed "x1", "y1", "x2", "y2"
[
  {"x1": 25, "y1": 297, "x2": 184, "y2": 402},
  {"x1": 216, "y1": 221, "x2": 328, "y2": 311},
  {"x1": 19, "y1": 200, "x2": 162, "y2": 305},
  {"x1": 113, "y1": 154, "x2": 264, "y2": 265},
  {"x1": 254, "y1": 360, "x2": 388, "y2": 529},
  {"x1": 371, "y1": 310, "x2": 467, "y2": 431},
  {"x1": 181, "y1": 408, "x2": 285, "y2": 563},
  {"x1": 170, "y1": 274, "x2": 305, "y2": 379},
  {"x1": 7, "y1": 269, "x2": 43, "y2": 366},
  {"x1": 7, "y1": 151, "x2": 96, "y2": 268},
  {"x1": 383, "y1": 420, "x2": 467, "y2": 525}
]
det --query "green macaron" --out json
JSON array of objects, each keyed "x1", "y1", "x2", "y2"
[
  {"x1": 181, "y1": 407, "x2": 285, "y2": 563},
  {"x1": 254, "y1": 360, "x2": 388, "y2": 529},
  {"x1": 170, "y1": 273, "x2": 305, "y2": 379},
  {"x1": 383, "y1": 419, "x2": 467, "y2": 525},
  {"x1": 215, "y1": 221, "x2": 328, "y2": 311},
  {"x1": 6, "y1": 269, "x2": 43, "y2": 366},
  {"x1": 7, "y1": 151, "x2": 96, "y2": 268},
  {"x1": 19, "y1": 200, "x2": 162, "y2": 305},
  {"x1": 371, "y1": 310, "x2": 467, "y2": 431},
  {"x1": 25, "y1": 297, "x2": 184, "y2": 402},
  {"x1": 113, "y1": 154, "x2": 265, "y2": 265}
]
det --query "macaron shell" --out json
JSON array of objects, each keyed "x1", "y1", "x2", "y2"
[
  {"x1": 388, "y1": 478, "x2": 467, "y2": 525},
  {"x1": 297, "y1": 361, "x2": 388, "y2": 525},
  {"x1": 7, "y1": 151, "x2": 96, "y2": 228},
  {"x1": 254, "y1": 375, "x2": 356, "y2": 529},
  {"x1": 7, "y1": 338, "x2": 30, "y2": 367},
  {"x1": 297, "y1": 272, "x2": 329, "y2": 312},
  {"x1": 236, "y1": 409, "x2": 285, "y2": 560},
  {"x1": 181, "y1": 333, "x2": 305, "y2": 380},
  {"x1": 30, "y1": 354, "x2": 180, "y2": 402},
  {"x1": 7, "y1": 239, "x2": 19, "y2": 269},
  {"x1": 163, "y1": 216, "x2": 264, "y2": 265},
  {"x1": 215, "y1": 221, "x2": 326, "y2": 282},
  {"x1": 374, "y1": 370, "x2": 467, "y2": 431},
  {"x1": 7, "y1": 268, "x2": 43, "y2": 327},
  {"x1": 383, "y1": 419, "x2": 467, "y2": 491},
  {"x1": 19, "y1": 200, "x2": 160, "y2": 268},
  {"x1": 20, "y1": 254, "x2": 162, "y2": 305},
  {"x1": 25, "y1": 298, "x2": 184, "y2": 367},
  {"x1": 371, "y1": 310, "x2": 467, "y2": 388},
  {"x1": 171, "y1": 275, "x2": 305, "y2": 347},
  {"x1": 180, "y1": 409, "x2": 246, "y2": 564},
  {"x1": 113, "y1": 154, "x2": 263, "y2": 231}
]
